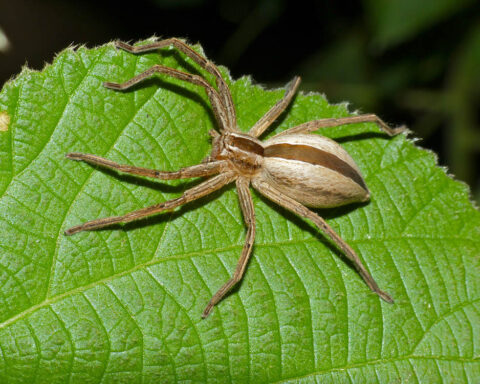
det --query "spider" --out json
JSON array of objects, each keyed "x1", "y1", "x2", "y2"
[{"x1": 65, "y1": 38, "x2": 404, "y2": 318}]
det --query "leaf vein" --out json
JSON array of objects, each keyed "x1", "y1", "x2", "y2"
[
  {"x1": 47, "y1": 52, "x2": 157, "y2": 298},
  {"x1": 144, "y1": 267, "x2": 208, "y2": 382}
]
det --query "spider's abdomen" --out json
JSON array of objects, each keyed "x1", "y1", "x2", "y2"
[{"x1": 259, "y1": 134, "x2": 369, "y2": 208}]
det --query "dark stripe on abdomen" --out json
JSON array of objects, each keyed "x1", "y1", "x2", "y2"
[{"x1": 264, "y1": 143, "x2": 368, "y2": 191}]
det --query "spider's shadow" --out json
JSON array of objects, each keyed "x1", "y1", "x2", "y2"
[{"x1": 332, "y1": 131, "x2": 391, "y2": 143}]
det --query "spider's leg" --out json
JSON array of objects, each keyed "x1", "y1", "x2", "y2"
[
  {"x1": 65, "y1": 172, "x2": 235, "y2": 235},
  {"x1": 66, "y1": 153, "x2": 228, "y2": 180},
  {"x1": 104, "y1": 65, "x2": 230, "y2": 131},
  {"x1": 249, "y1": 76, "x2": 301, "y2": 138},
  {"x1": 274, "y1": 114, "x2": 406, "y2": 138},
  {"x1": 202, "y1": 177, "x2": 256, "y2": 318},
  {"x1": 252, "y1": 179, "x2": 394, "y2": 304},
  {"x1": 115, "y1": 38, "x2": 236, "y2": 130}
]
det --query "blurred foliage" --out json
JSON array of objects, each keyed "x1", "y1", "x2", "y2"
[
  {"x1": 0, "y1": 26, "x2": 10, "y2": 53},
  {"x1": 364, "y1": 0, "x2": 475, "y2": 50}
]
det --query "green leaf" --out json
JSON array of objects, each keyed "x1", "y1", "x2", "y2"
[{"x1": 0, "y1": 40, "x2": 479, "y2": 383}]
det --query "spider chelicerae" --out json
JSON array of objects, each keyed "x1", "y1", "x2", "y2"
[{"x1": 65, "y1": 38, "x2": 404, "y2": 318}]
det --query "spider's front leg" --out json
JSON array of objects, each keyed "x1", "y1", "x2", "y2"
[
  {"x1": 103, "y1": 64, "x2": 230, "y2": 131},
  {"x1": 248, "y1": 76, "x2": 301, "y2": 138},
  {"x1": 114, "y1": 38, "x2": 237, "y2": 128}
]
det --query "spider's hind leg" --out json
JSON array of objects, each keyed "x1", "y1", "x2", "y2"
[
  {"x1": 202, "y1": 177, "x2": 256, "y2": 318},
  {"x1": 252, "y1": 179, "x2": 394, "y2": 304}
]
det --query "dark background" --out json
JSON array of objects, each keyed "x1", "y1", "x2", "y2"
[{"x1": 1, "y1": 0, "x2": 479, "y2": 203}]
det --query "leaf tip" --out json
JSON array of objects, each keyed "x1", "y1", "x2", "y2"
[{"x1": 391, "y1": 124, "x2": 411, "y2": 136}]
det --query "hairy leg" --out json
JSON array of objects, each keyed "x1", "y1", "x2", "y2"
[
  {"x1": 65, "y1": 172, "x2": 235, "y2": 235},
  {"x1": 249, "y1": 76, "x2": 301, "y2": 138},
  {"x1": 104, "y1": 64, "x2": 230, "y2": 131},
  {"x1": 202, "y1": 177, "x2": 256, "y2": 318},
  {"x1": 274, "y1": 114, "x2": 406, "y2": 137},
  {"x1": 66, "y1": 153, "x2": 227, "y2": 180},
  {"x1": 115, "y1": 39, "x2": 237, "y2": 129},
  {"x1": 252, "y1": 179, "x2": 394, "y2": 303}
]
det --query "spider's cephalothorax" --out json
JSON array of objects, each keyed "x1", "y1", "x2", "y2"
[
  {"x1": 211, "y1": 131, "x2": 264, "y2": 176},
  {"x1": 65, "y1": 38, "x2": 405, "y2": 318}
]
